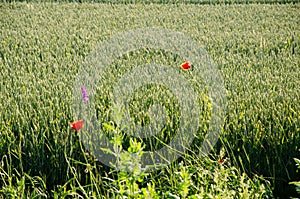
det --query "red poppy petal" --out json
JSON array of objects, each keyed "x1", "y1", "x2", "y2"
[
  {"x1": 181, "y1": 61, "x2": 191, "y2": 70},
  {"x1": 71, "y1": 120, "x2": 84, "y2": 131}
]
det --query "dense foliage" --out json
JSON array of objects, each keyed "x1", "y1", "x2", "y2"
[
  {"x1": 0, "y1": 2, "x2": 299, "y2": 198},
  {"x1": 1, "y1": 0, "x2": 299, "y2": 4}
]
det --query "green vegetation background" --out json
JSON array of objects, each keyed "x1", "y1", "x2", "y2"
[
  {"x1": 1, "y1": 0, "x2": 300, "y2": 4},
  {"x1": 0, "y1": 2, "x2": 299, "y2": 198}
]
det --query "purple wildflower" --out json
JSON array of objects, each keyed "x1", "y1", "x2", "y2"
[{"x1": 81, "y1": 86, "x2": 89, "y2": 102}]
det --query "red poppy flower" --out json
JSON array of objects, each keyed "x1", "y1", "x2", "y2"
[
  {"x1": 181, "y1": 61, "x2": 191, "y2": 70},
  {"x1": 71, "y1": 120, "x2": 84, "y2": 131}
]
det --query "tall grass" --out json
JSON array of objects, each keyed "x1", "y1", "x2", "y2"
[
  {"x1": 1, "y1": 0, "x2": 299, "y2": 4},
  {"x1": 0, "y1": 2, "x2": 299, "y2": 198}
]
